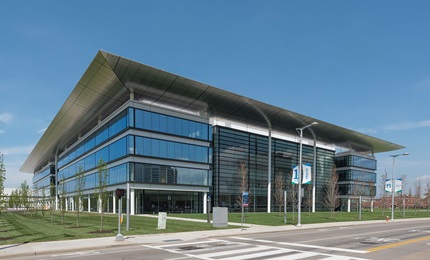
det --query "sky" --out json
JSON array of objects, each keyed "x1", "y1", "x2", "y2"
[{"x1": 1, "y1": 1, "x2": 429, "y2": 195}]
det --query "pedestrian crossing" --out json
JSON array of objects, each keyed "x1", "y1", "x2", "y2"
[{"x1": 144, "y1": 238, "x2": 370, "y2": 260}]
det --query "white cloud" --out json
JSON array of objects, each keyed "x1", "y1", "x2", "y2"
[
  {"x1": 1, "y1": 145, "x2": 34, "y2": 156},
  {"x1": 383, "y1": 120, "x2": 430, "y2": 131},
  {"x1": 0, "y1": 112, "x2": 13, "y2": 124}
]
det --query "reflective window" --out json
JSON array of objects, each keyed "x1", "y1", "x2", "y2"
[
  {"x1": 84, "y1": 153, "x2": 96, "y2": 171},
  {"x1": 132, "y1": 162, "x2": 209, "y2": 186},
  {"x1": 95, "y1": 147, "x2": 109, "y2": 163},
  {"x1": 95, "y1": 124, "x2": 109, "y2": 146},
  {"x1": 85, "y1": 174, "x2": 96, "y2": 189},
  {"x1": 109, "y1": 110, "x2": 128, "y2": 138},
  {"x1": 109, "y1": 137, "x2": 127, "y2": 161},
  {"x1": 58, "y1": 108, "x2": 130, "y2": 169},
  {"x1": 133, "y1": 108, "x2": 210, "y2": 141},
  {"x1": 109, "y1": 164, "x2": 128, "y2": 184},
  {"x1": 335, "y1": 155, "x2": 376, "y2": 170},
  {"x1": 135, "y1": 136, "x2": 209, "y2": 163}
]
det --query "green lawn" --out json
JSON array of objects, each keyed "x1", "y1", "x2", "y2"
[
  {"x1": 1, "y1": 208, "x2": 429, "y2": 245},
  {"x1": 0, "y1": 210, "x2": 229, "y2": 245},
  {"x1": 172, "y1": 208, "x2": 430, "y2": 226}
]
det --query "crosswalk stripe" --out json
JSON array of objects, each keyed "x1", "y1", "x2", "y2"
[
  {"x1": 265, "y1": 251, "x2": 320, "y2": 259},
  {"x1": 220, "y1": 249, "x2": 292, "y2": 260},
  {"x1": 229, "y1": 236, "x2": 368, "y2": 254},
  {"x1": 197, "y1": 245, "x2": 266, "y2": 258}
]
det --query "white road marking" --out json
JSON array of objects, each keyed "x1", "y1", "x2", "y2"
[
  {"x1": 144, "y1": 238, "x2": 370, "y2": 260},
  {"x1": 229, "y1": 236, "x2": 368, "y2": 254}
]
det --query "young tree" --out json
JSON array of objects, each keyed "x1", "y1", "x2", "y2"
[
  {"x1": 235, "y1": 161, "x2": 249, "y2": 208},
  {"x1": 426, "y1": 181, "x2": 430, "y2": 214},
  {"x1": 96, "y1": 159, "x2": 109, "y2": 232},
  {"x1": 0, "y1": 153, "x2": 6, "y2": 214},
  {"x1": 400, "y1": 174, "x2": 408, "y2": 197},
  {"x1": 323, "y1": 165, "x2": 340, "y2": 218},
  {"x1": 286, "y1": 169, "x2": 297, "y2": 220},
  {"x1": 274, "y1": 171, "x2": 285, "y2": 213},
  {"x1": 49, "y1": 182, "x2": 56, "y2": 223},
  {"x1": 59, "y1": 178, "x2": 67, "y2": 224},
  {"x1": 34, "y1": 184, "x2": 38, "y2": 218},
  {"x1": 20, "y1": 180, "x2": 31, "y2": 215},
  {"x1": 414, "y1": 179, "x2": 422, "y2": 215},
  {"x1": 379, "y1": 171, "x2": 389, "y2": 216},
  {"x1": 41, "y1": 188, "x2": 46, "y2": 221},
  {"x1": 75, "y1": 166, "x2": 85, "y2": 227},
  {"x1": 305, "y1": 183, "x2": 313, "y2": 215}
]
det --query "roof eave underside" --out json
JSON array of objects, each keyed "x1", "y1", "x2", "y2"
[{"x1": 20, "y1": 50, "x2": 404, "y2": 173}]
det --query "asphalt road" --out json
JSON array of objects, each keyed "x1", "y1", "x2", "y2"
[{"x1": 12, "y1": 219, "x2": 430, "y2": 260}]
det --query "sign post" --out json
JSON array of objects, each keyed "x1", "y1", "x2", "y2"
[
  {"x1": 284, "y1": 190, "x2": 287, "y2": 224},
  {"x1": 115, "y1": 188, "x2": 125, "y2": 241},
  {"x1": 207, "y1": 195, "x2": 211, "y2": 224},
  {"x1": 241, "y1": 192, "x2": 249, "y2": 230}
]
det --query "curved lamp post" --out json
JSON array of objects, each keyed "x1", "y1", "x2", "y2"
[
  {"x1": 296, "y1": 122, "x2": 318, "y2": 226},
  {"x1": 390, "y1": 153, "x2": 409, "y2": 220}
]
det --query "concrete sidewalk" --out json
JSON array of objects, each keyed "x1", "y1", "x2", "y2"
[{"x1": 0, "y1": 217, "x2": 402, "y2": 259}]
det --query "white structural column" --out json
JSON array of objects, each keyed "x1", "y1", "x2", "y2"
[
  {"x1": 347, "y1": 198, "x2": 351, "y2": 212},
  {"x1": 88, "y1": 197, "x2": 91, "y2": 212},
  {"x1": 267, "y1": 128, "x2": 272, "y2": 213},
  {"x1": 312, "y1": 137, "x2": 316, "y2": 213},
  {"x1": 113, "y1": 194, "x2": 116, "y2": 214},
  {"x1": 203, "y1": 193, "x2": 208, "y2": 214},
  {"x1": 130, "y1": 189, "x2": 135, "y2": 215}
]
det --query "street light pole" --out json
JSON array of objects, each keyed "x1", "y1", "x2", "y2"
[
  {"x1": 390, "y1": 153, "x2": 409, "y2": 221},
  {"x1": 296, "y1": 122, "x2": 318, "y2": 227}
]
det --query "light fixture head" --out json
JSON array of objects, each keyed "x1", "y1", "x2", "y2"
[
  {"x1": 311, "y1": 122, "x2": 319, "y2": 126},
  {"x1": 403, "y1": 153, "x2": 409, "y2": 156}
]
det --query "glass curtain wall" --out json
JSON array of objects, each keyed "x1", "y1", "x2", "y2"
[
  {"x1": 213, "y1": 126, "x2": 334, "y2": 212},
  {"x1": 134, "y1": 190, "x2": 202, "y2": 214}
]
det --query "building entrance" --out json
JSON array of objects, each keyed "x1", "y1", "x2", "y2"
[{"x1": 135, "y1": 190, "x2": 203, "y2": 214}]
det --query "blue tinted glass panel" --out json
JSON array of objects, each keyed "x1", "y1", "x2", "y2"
[
  {"x1": 159, "y1": 140, "x2": 168, "y2": 158},
  {"x1": 109, "y1": 164, "x2": 128, "y2": 184},
  {"x1": 127, "y1": 135, "x2": 135, "y2": 155},
  {"x1": 174, "y1": 117, "x2": 182, "y2": 135},
  {"x1": 85, "y1": 134, "x2": 95, "y2": 152},
  {"x1": 109, "y1": 137, "x2": 127, "y2": 161},
  {"x1": 128, "y1": 107, "x2": 134, "y2": 127},
  {"x1": 143, "y1": 111, "x2": 151, "y2": 129},
  {"x1": 96, "y1": 124, "x2": 108, "y2": 145},
  {"x1": 85, "y1": 174, "x2": 96, "y2": 189},
  {"x1": 167, "y1": 142, "x2": 174, "y2": 159},
  {"x1": 159, "y1": 114, "x2": 168, "y2": 133},
  {"x1": 135, "y1": 136, "x2": 144, "y2": 155},
  {"x1": 167, "y1": 116, "x2": 175, "y2": 134},
  {"x1": 151, "y1": 113, "x2": 160, "y2": 131},
  {"x1": 152, "y1": 139, "x2": 160, "y2": 157},
  {"x1": 134, "y1": 136, "x2": 208, "y2": 163},
  {"x1": 95, "y1": 147, "x2": 109, "y2": 163},
  {"x1": 208, "y1": 127, "x2": 213, "y2": 141},
  {"x1": 76, "y1": 144, "x2": 84, "y2": 158},
  {"x1": 135, "y1": 109, "x2": 144, "y2": 129},
  {"x1": 84, "y1": 153, "x2": 96, "y2": 170},
  {"x1": 109, "y1": 110, "x2": 127, "y2": 138}
]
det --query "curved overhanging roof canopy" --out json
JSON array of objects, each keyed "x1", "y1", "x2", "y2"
[{"x1": 21, "y1": 50, "x2": 404, "y2": 173}]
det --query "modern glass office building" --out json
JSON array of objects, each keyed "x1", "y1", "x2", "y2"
[{"x1": 21, "y1": 51, "x2": 403, "y2": 214}]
